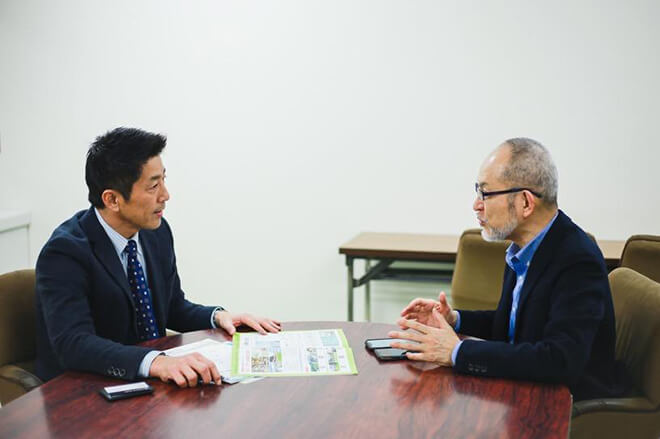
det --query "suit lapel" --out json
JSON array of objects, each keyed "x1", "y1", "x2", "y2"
[
  {"x1": 80, "y1": 207, "x2": 134, "y2": 305},
  {"x1": 514, "y1": 210, "x2": 568, "y2": 328}
]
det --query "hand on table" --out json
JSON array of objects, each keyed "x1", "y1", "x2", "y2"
[
  {"x1": 400, "y1": 291, "x2": 458, "y2": 329},
  {"x1": 388, "y1": 314, "x2": 460, "y2": 367},
  {"x1": 149, "y1": 353, "x2": 221, "y2": 387},
  {"x1": 214, "y1": 311, "x2": 281, "y2": 335}
]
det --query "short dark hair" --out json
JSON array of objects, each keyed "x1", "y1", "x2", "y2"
[{"x1": 85, "y1": 127, "x2": 166, "y2": 208}]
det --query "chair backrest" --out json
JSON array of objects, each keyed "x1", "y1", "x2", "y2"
[
  {"x1": 0, "y1": 269, "x2": 37, "y2": 368},
  {"x1": 620, "y1": 235, "x2": 660, "y2": 283},
  {"x1": 449, "y1": 228, "x2": 596, "y2": 311},
  {"x1": 610, "y1": 267, "x2": 660, "y2": 405},
  {"x1": 450, "y1": 229, "x2": 508, "y2": 310}
]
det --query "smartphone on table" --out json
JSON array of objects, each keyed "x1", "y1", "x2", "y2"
[
  {"x1": 374, "y1": 348, "x2": 409, "y2": 361},
  {"x1": 365, "y1": 338, "x2": 411, "y2": 350}
]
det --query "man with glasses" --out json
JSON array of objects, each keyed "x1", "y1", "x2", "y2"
[{"x1": 389, "y1": 138, "x2": 626, "y2": 401}]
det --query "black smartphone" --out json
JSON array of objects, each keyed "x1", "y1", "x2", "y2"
[
  {"x1": 365, "y1": 338, "x2": 409, "y2": 350},
  {"x1": 365, "y1": 338, "x2": 419, "y2": 350},
  {"x1": 374, "y1": 348, "x2": 408, "y2": 361}
]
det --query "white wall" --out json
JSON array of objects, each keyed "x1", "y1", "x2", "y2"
[{"x1": 1, "y1": 0, "x2": 659, "y2": 322}]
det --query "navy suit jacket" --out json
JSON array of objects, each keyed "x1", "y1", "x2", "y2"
[
  {"x1": 35, "y1": 207, "x2": 218, "y2": 382},
  {"x1": 455, "y1": 210, "x2": 627, "y2": 401}
]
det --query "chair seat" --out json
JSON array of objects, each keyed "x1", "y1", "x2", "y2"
[
  {"x1": 571, "y1": 405, "x2": 660, "y2": 439},
  {"x1": 0, "y1": 364, "x2": 42, "y2": 406},
  {"x1": 573, "y1": 394, "x2": 657, "y2": 416}
]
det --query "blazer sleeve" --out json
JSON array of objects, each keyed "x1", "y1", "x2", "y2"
[
  {"x1": 37, "y1": 237, "x2": 152, "y2": 380},
  {"x1": 455, "y1": 310, "x2": 497, "y2": 340},
  {"x1": 453, "y1": 256, "x2": 606, "y2": 386}
]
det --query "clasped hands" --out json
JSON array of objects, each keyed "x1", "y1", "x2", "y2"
[
  {"x1": 150, "y1": 311, "x2": 280, "y2": 387},
  {"x1": 387, "y1": 292, "x2": 460, "y2": 367}
]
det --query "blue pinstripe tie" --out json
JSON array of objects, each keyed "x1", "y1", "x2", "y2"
[{"x1": 125, "y1": 239, "x2": 159, "y2": 341}]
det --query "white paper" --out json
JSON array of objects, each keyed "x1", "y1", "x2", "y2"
[{"x1": 164, "y1": 338, "x2": 236, "y2": 380}]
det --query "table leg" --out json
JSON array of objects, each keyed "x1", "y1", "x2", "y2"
[
  {"x1": 346, "y1": 256, "x2": 354, "y2": 321},
  {"x1": 364, "y1": 259, "x2": 371, "y2": 322}
]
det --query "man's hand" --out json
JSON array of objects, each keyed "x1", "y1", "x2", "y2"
[
  {"x1": 400, "y1": 291, "x2": 458, "y2": 329},
  {"x1": 387, "y1": 314, "x2": 460, "y2": 367},
  {"x1": 214, "y1": 311, "x2": 281, "y2": 335},
  {"x1": 149, "y1": 353, "x2": 221, "y2": 387}
]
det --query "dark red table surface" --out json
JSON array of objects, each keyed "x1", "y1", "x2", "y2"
[{"x1": 0, "y1": 321, "x2": 572, "y2": 438}]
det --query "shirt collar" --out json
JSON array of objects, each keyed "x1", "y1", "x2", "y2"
[
  {"x1": 94, "y1": 208, "x2": 142, "y2": 259},
  {"x1": 505, "y1": 212, "x2": 558, "y2": 274}
]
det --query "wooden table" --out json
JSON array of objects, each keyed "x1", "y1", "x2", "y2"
[
  {"x1": 339, "y1": 232, "x2": 625, "y2": 321},
  {"x1": 0, "y1": 322, "x2": 572, "y2": 438}
]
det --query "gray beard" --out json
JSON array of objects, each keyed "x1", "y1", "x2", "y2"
[{"x1": 481, "y1": 217, "x2": 518, "y2": 242}]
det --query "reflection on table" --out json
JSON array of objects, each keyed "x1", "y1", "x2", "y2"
[{"x1": 0, "y1": 321, "x2": 571, "y2": 438}]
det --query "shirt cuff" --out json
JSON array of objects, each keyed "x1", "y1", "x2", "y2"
[
  {"x1": 451, "y1": 340, "x2": 463, "y2": 367},
  {"x1": 454, "y1": 311, "x2": 461, "y2": 332},
  {"x1": 210, "y1": 307, "x2": 224, "y2": 329},
  {"x1": 138, "y1": 350, "x2": 163, "y2": 377}
]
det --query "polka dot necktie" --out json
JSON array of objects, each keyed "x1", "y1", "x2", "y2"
[{"x1": 125, "y1": 239, "x2": 158, "y2": 341}]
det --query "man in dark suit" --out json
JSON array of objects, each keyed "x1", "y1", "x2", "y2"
[
  {"x1": 36, "y1": 127, "x2": 281, "y2": 387},
  {"x1": 389, "y1": 138, "x2": 626, "y2": 401}
]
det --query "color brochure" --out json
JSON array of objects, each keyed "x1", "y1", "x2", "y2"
[{"x1": 231, "y1": 329, "x2": 358, "y2": 377}]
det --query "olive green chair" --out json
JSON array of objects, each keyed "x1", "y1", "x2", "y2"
[
  {"x1": 450, "y1": 229, "x2": 509, "y2": 311},
  {"x1": 620, "y1": 235, "x2": 660, "y2": 283},
  {"x1": 571, "y1": 268, "x2": 660, "y2": 439},
  {"x1": 0, "y1": 269, "x2": 42, "y2": 406}
]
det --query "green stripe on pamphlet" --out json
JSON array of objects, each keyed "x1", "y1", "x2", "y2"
[{"x1": 231, "y1": 333, "x2": 241, "y2": 376}]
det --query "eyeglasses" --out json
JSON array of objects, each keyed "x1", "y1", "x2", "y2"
[{"x1": 475, "y1": 182, "x2": 543, "y2": 201}]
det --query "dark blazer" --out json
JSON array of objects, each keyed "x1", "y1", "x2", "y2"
[
  {"x1": 35, "y1": 207, "x2": 218, "y2": 382},
  {"x1": 455, "y1": 210, "x2": 627, "y2": 401}
]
